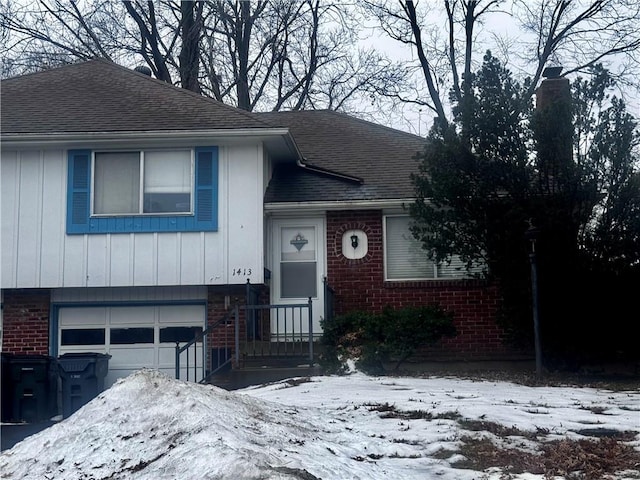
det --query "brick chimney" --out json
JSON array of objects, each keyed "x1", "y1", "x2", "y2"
[
  {"x1": 536, "y1": 66, "x2": 570, "y2": 111},
  {"x1": 534, "y1": 66, "x2": 573, "y2": 194}
]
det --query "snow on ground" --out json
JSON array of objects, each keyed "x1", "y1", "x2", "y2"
[{"x1": 0, "y1": 369, "x2": 638, "y2": 479}]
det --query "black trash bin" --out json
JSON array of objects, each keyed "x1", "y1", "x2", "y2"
[
  {"x1": 1, "y1": 353, "x2": 13, "y2": 422},
  {"x1": 1, "y1": 353, "x2": 58, "y2": 423},
  {"x1": 57, "y1": 353, "x2": 111, "y2": 418}
]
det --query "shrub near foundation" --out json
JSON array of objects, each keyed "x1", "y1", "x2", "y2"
[{"x1": 321, "y1": 305, "x2": 456, "y2": 375}]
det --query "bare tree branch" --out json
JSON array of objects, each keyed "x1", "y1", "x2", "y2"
[{"x1": 404, "y1": 0, "x2": 448, "y2": 123}]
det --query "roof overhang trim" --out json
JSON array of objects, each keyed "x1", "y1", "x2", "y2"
[
  {"x1": 264, "y1": 198, "x2": 416, "y2": 212},
  {"x1": 0, "y1": 128, "x2": 295, "y2": 149}
]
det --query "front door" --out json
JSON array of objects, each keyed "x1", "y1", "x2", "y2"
[{"x1": 271, "y1": 217, "x2": 325, "y2": 340}]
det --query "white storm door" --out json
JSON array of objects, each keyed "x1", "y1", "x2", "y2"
[{"x1": 272, "y1": 218, "x2": 325, "y2": 339}]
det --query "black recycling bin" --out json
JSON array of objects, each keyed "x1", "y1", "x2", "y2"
[
  {"x1": 57, "y1": 353, "x2": 111, "y2": 418},
  {"x1": 1, "y1": 353, "x2": 13, "y2": 422},
  {"x1": 1, "y1": 353, "x2": 58, "y2": 423}
]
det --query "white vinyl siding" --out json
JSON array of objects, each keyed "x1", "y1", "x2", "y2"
[
  {"x1": 384, "y1": 215, "x2": 473, "y2": 281},
  {"x1": 1, "y1": 144, "x2": 264, "y2": 288}
]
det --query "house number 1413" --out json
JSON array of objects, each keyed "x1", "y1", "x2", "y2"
[{"x1": 232, "y1": 268, "x2": 252, "y2": 276}]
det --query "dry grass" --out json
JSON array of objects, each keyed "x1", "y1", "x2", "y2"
[
  {"x1": 363, "y1": 371, "x2": 640, "y2": 477},
  {"x1": 453, "y1": 436, "x2": 640, "y2": 479},
  {"x1": 365, "y1": 402, "x2": 434, "y2": 420},
  {"x1": 398, "y1": 369, "x2": 640, "y2": 391},
  {"x1": 458, "y1": 419, "x2": 548, "y2": 440},
  {"x1": 365, "y1": 403, "x2": 463, "y2": 421},
  {"x1": 364, "y1": 400, "x2": 640, "y2": 478}
]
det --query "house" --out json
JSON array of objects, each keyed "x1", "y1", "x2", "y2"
[{"x1": 1, "y1": 60, "x2": 511, "y2": 389}]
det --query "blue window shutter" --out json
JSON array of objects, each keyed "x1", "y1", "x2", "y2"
[
  {"x1": 67, "y1": 150, "x2": 91, "y2": 234},
  {"x1": 66, "y1": 147, "x2": 217, "y2": 234},
  {"x1": 195, "y1": 147, "x2": 218, "y2": 230}
]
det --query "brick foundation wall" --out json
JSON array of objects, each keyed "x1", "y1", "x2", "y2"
[
  {"x1": 206, "y1": 286, "x2": 257, "y2": 343},
  {"x1": 2, "y1": 289, "x2": 51, "y2": 354},
  {"x1": 326, "y1": 210, "x2": 513, "y2": 359},
  {"x1": 206, "y1": 285, "x2": 264, "y2": 369}
]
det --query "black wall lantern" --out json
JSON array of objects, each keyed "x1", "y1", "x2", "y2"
[
  {"x1": 350, "y1": 234, "x2": 359, "y2": 249},
  {"x1": 342, "y1": 229, "x2": 367, "y2": 260}
]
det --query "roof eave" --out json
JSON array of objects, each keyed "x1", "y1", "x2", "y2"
[
  {"x1": 264, "y1": 198, "x2": 416, "y2": 212},
  {"x1": 0, "y1": 128, "x2": 294, "y2": 149}
]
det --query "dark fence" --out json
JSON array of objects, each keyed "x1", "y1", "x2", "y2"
[
  {"x1": 175, "y1": 306, "x2": 239, "y2": 383},
  {"x1": 241, "y1": 300, "x2": 314, "y2": 363}
]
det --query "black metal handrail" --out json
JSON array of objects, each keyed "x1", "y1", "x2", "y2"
[
  {"x1": 241, "y1": 298, "x2": 314, "y2": 364},
  {"x1": 175, "y1": 305, "x2": 239, "y2": 383},
  {"x1": 176, "y1": 290, "x2": 316, "y2": 383}
]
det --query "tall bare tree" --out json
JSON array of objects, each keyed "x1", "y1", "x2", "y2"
[
  {"x1": 362, "y1": 0, "x2": 640, "y2": 128},
  {"x1": 200, "y1": 0, "x2": 399, "y2": 112},
  {"x1": 1, "y1": 0, "x2": 115, "y2": 71},
  {"x1": 0, "y1": 0, "x2": 398, "y2": 114}
]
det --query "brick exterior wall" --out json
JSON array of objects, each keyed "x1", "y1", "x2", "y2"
[
  {"x1": 2, "y1": 289, "x2": 51, "y2": 354},
  {"x1": 326, "y1": 210, "x2": 513, "y2": 359},
  {"x1": 1, "y1": 213, "x2": 517, "y2": 361},
  {"x1": 0, "y1": 286, "x2": 252, "y2": 366},
  {"x1": 206, "y1": 285, "x2": 265, "y2": 369}
]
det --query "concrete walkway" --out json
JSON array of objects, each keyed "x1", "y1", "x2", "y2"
[{"x1": 1, "y1": 421, "x2": 55, "y2": 451}]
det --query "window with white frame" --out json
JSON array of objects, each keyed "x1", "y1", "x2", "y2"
[
  {"x1": 67, "y1": 146, "x2": 217, "y2": 234},
  {"x1": 93, "y1": 150, "x2": 192, "y2": 215},
  {"x1": 384, "y1": 215, "x2": 473, "y2": 281}
]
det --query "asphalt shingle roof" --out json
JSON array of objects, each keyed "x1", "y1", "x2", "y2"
[
  {"x1": 263, "y1": 164, "x2": 384, "y2": 203},
  {"x1": 258, "y1": 110, "x2": 425, "y2": 202},
  {"x1": 1, "y1": 60, "x2": 426, "y2": 202},
  {"x1": 1, "y1": 59, "x2": 272, "y2": 134}
]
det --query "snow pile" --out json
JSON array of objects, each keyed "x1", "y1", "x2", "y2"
[
  {"x1": 1, "y1": 369, "x2": 638, "y2": 480},
  {"x1": 0, "y1": 370, "x2": 438, "y2": 479}
]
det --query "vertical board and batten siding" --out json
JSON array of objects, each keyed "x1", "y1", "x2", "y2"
[
  {"x1": 226, "y1": 145, "x2": 264, "y2": 282},
  {"x1": 1, "y1": 145, "x2": 264, "y2": 289}
]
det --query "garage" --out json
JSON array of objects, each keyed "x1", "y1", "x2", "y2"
[{"x1": 57, "y1": 304, "x2": 205, "y2": 387}]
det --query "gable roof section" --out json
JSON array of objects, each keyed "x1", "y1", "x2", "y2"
[
  {"x1": 1, "y1": 59, "x2": 272, "y2": 134},
  {"x1": 259, "y1": 110, "x2": 425, "y2": 202},
  {"x1": 1, "y1": 61, "x2": 426, "y2": 203}
]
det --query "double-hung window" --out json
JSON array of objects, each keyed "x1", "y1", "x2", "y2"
[
  {"x1": 93, "y1": 150, "x2": 192, "y2": 215},
  {"x1": 384, "y1": 215, "x2": 477, "y2": 281},
  {"x1": 67, "y1": 147, "x2": 217, "y2": 234}
]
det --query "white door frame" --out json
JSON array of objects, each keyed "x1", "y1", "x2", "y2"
[{"x1": 270, "y1": 216, "x2": 325, "y2": 338}]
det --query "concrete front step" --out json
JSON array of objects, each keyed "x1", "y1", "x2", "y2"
[
  {"x1": 240, "y1": 355, "x2": 317, "y2": 369},
  {"x1": 205, "y1": 359, "x2": 322, "y2": 390}
]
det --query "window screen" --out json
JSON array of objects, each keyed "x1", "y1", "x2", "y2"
[
  {"x1": 94, "y1": 152, "x2": 140, "y2": 214},
  {"x1": 93, "y1": 150, "x2": 192, "y2": 215},
  {"x1": 280, "y1": 227, "x2": 317, "y2": 298},
  {"x1": 385, "y1": 216, "x2": 435, "y2": 280},
  {"x1": 385, "y1": 216, "x2": 481, "y2": 280},
  {"x1": 143, "y1": 150, "x2": 191, "y2": 213}
]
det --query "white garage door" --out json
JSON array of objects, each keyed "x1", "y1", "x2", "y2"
[{"x1": 58, "y1": 304, "x2": 205, "y2": 387}]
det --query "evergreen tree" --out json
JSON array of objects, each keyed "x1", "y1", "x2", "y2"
[{"x1": 410, "y1": 53, "x2": 640, "y2": 366}]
